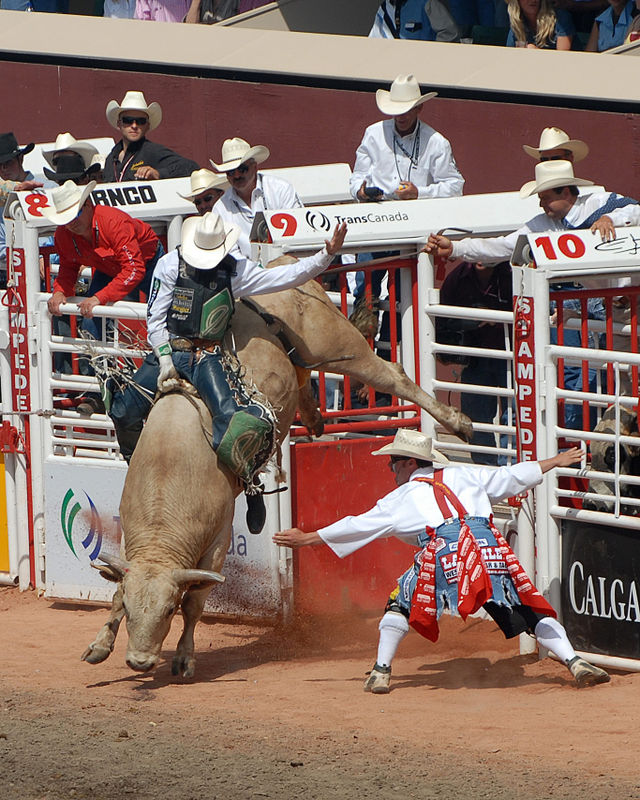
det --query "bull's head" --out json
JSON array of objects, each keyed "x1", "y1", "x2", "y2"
[{"x1": 95, "y1": 553, "x2": 224, "y2": 673}]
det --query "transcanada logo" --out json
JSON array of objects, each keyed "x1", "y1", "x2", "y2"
[
  {"x1": 61, "y1": 489, "x2": 103, "y2": 561},
  {"x1": 568, "y1": 561, "x2": 640, "y2": 622},
  {"x1": 334, "y1": 210, "x2": 410, "y2": 225}
]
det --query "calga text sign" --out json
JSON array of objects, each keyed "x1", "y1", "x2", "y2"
[{"x1": 562, "y1": 519, "x2": 640, "y2": 659}]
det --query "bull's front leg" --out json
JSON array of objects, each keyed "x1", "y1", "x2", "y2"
[
  {"x1": 172, "y1": 586, "x2": 210, "y2": 678},
  {"x1": 81, "y1": 583, "x2": 125, "y2": 664}
]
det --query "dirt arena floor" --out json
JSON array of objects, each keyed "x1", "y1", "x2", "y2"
[{"x1": 1, "y1": 586, "x2": 639, "y2": 800}]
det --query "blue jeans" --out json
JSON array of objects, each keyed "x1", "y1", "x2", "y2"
[{"x1": 461, "y1": 357, "x2": 512, "y2": 466}]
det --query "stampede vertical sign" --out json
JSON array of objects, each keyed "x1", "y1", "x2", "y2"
[
  {"x1": 7, "y1": 246, "x2": 35, "y2": 586},
  {"x1": 513, "y1": 294, "x2": 537, "y2": 462}
]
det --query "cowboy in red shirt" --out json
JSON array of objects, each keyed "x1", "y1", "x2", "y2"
[{"x1": 44, "y1": 180, "x2": 163, "y2": 322}]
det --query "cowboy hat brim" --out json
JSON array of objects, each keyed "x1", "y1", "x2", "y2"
[
  {"x1": 0, "y1": 142, "x2": 34, "y2": 164},
  {"x1": 41, "y1": 141, "x2": 99, "y2": 170},
  {"x1": 105, "y1": 100, "x2": 162, "y2": 131},
  {"x1": 371, "y1": 440, "x2": 450, "y2": 464},
  {"x1": 522, "y1": 139, "x2": 589, "y2": 163},
  {"x1": 210, "y1": 144, "x2": 270, "y2": 173},
  {"x1": 181, "y1": 215, "x2": 240, "y2": 270},
  {"x1": 40, "y1": 180, "x2": 97, "y2": 226},
  {"x1": 43, "y1": 163, "x2": 101, "y2": 183},
  {"x1": 520, "y1": 174, "x2": 594, "y2": 198},
  {"x1": 177, "y1": 175, "x2": 230, "y2": 201},
  {"x1": 375, "y1": 90, "x2": 437, "y2": 117}
]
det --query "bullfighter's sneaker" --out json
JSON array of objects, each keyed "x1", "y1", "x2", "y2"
[
  {"x1": 567, "y1": 656, "x2": 610, "y2": 688},
  {"x1": 363, "y1": 663, "x2": 391, "y2": 694}
]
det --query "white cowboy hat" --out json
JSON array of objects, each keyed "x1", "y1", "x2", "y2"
[
  {"x1": 210, "y1": 137, "x2": 270, "y2": 172},
  {"x1": 522, "y1": 127, "x2": 589, "y2": 163},
  {"x1": 41, "y1": 132, "x2": 99, "y2": 169},
  {"x1": 371, "y1": 429, "x2": 449, "y2": 464},
  {"x1": 519, "y1": 160, "x2": 594, "y2": 198},
  {"x1": 375, "y1": 74, "x2": 437, "y2": 117},
  {"x1": 177, "y1": 169, "x2": 230, "y2": 201},
  {"x1": 105, "y1": 91, "x2": 162, "y2": 130},
  {"x1": 181, "y1": 211, "x2": 240, "y2": 270},
  {"x1": 40, "y1": 179, "x2": 96, "y2": 226}
]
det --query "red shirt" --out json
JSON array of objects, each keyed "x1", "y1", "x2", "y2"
[{"x1": 52, "y1": 205, "x2": 159, "y2": 304}]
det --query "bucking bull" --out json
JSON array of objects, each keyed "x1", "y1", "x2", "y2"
[{"x1": 83, "y1": 275, "x2": 472, "y2": 677}]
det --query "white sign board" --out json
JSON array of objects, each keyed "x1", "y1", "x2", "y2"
[{"x1": 44, "y1": 460, "x2": 284, "y2": 617}]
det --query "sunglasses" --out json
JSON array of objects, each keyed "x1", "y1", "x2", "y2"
[
  {"x1": 120, "y1": 116, "x2": 149, "y2": 127},
  {"x1": 226, "y1": 163, "x2": 250, "y2": 176},
  {"x1": 539, "y1": 154, "x2": 570, "y2": 162},
  {"x1": 194, "y1": 193, "x2": 217, "y2": 207}
]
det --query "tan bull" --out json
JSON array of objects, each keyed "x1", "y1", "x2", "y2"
[{"x1": 83, "y1": 280, "x2": 472, "y2": 677}]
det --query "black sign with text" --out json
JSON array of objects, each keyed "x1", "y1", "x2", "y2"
[{"x1": 562, "y1": 520, "x2": 640, "y2": 658}]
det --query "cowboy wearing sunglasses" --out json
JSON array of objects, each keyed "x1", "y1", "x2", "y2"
[
  {"x1": 210, "y1": 138, "x2": 303, "y2": 259},
  {"x1": 103, "y1": 91, "x2": 198, "y2": 183}
]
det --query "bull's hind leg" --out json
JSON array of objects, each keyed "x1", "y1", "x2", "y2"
[
  {"x1": 297, "y1": 379, "x2": 324, "y2": 437},
  {"x1": 172, "y1": 585, "x2": 210, "y2": 678},
  {"x1": 81, "y1": 583, "x2": 125, "y2": 664}
]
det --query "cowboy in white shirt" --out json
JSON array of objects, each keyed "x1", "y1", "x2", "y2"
[
  {"x1": 350, "y1": 74, "x2": 464, "y2": 203},
  {"x1": 177, "y1": 168, "x2": 230, "y2": 216},
  {"x1": 425, "y1": 159, "x2": 639, "y2": 264},
  {"x1": 274, "y1": 428, "x2": 610, "y2": 694},
  {"x1": 211, "y1": 138, "x2": 303, "y2": 259},
  {"x1": 522, "y1": 126, "x2": 589, "y2": 165}
]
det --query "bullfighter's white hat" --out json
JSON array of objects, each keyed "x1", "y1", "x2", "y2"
[{"x1": 371, "y1": 429, "x2": 450, "y2": 464}]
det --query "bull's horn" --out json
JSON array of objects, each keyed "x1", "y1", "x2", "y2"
[
  {"x1": 97, "y1": 552, "x2": 131, "y2": 576},
  {"x1": 172, "y1": 569, "x2": 225, "y2": 586},
  {"x1": 90, "y1": 561, "x2": 122, "y2": 582}
]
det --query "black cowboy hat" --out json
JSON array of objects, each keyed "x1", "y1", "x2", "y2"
[
  {"x1": 0, "y1": 132, "x2": 35, "y2": 164},
  {"x1": 43, "y1": 153, "x2": 101, "y2": 184}
]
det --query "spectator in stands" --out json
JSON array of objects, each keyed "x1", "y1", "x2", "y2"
[
  {"x1": 43, "y1": 154, "x2": 101, "y2": 186},
  {"x1": 178, "y1": 168, "x2": 229, "y2": 214},
  {"x1": 211, "y1": 137, "x2": 302, "y2": 259},
  {"x1": 506, "y1": 0, "x2": 574, "y2": 48},
  {"x1": 134, "y1": 0, "x2": 189, "y2": 21},
  {"x1": 104, "y1": 0, "x2": 135, "y2": 15},
  {"x1": 623, "y1": 0, "x2": 640, "y2": 40},
  {"x1": 522, "y1": 127, "x2": 588, "y2": 163},
  {"x1": 425, "y1": 160, "x2": 638, "y2": 264},
  {"x1": 369, "y1": 0, "x2": 460, "y2": 42},
  {"x1": 349, "y1": 74, "x2": 464, "y2": 354},
  {"x1": 0, "y1": 132, "x2": 39, "y2": 288},
  {"x1": 0, "y1": 1, "x2": 67, "y2": 10},
  {"x1": 103, "y1": 90, "x2": 198, "y2": 182},
  {"x1": 42, "y1": 132, "x2": 99, "y2": 173},
  {"x1": 185, "y1": 0, "x2": 235, "y2": 22},
  {"x1": 585, "y1": 0, "x2": 635, "y2": 48}
]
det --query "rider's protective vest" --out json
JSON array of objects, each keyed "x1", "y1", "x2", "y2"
[{"x1": 167, "y1": 251, "x2": 236, "y2": 341}]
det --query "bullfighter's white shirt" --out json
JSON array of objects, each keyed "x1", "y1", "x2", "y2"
[
  {"x1": 450, "y1": 191, "x2": 639, "y2": 265},
  {"x1": 317, "y1": 462, "x2": 543, "y2": 559},
  {"x1": 214, "y1": 172, "x2": 303, "y2": 259},
  {"x1": 349, "y1": 119, "x2": 464, "y2": 201},
  {"x1": 146, "y1": 246, "x2": 332, "y2": 350}
]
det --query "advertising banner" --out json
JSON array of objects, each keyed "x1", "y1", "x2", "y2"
[
  {"x1": 562, "y1": 519, "x2": 640, "y2": 658},
  {"x1": 44, "y1": 460, "x2": 283, "y2": 617}
]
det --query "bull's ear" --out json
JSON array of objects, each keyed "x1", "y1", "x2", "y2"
[
  {"x1": 172, "y1": 568, "x2": 225, "y2": 588},
  {"x1": 90, "y1": 561, "x2": 121, "y2": 583}
]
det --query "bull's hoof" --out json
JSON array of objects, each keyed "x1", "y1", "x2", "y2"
[
  {"x1": 81, "y1": 643, "x2": 113, "y2": 664},
  {"x1": 172, "y1": 654, "x2": 196, "y2": 678}
]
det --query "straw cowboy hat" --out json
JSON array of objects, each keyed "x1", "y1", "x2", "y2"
[
  {"x1": 0, "y1": 132, "x2": 34, "y2": 164},
  {"x1": 375, "y1": 74, "x2": 437, "y2": 117},
  {"x1": 181, "y1": 211, "x2": 240, "y2": 270},
  {"x1": 40, "y1": 179, "x2": 97, "y2": 226},
  {"x1": 522, "y1": 127, "x2": 589, "y2": 163},
  {"x1": 43, "y1": 154, "x2": 101, "y2": 184},
  {"x1": 41, "y1": 132, "x2": 98, "y2": 169},
  {"x1": 105, "y1": 91, "x2": 162, "y2": 130},
  {"x1": 177, "y1": 169, "x2": 230, "y2": 201},
  {"x1": 371, "y1": 429, "x2": 450, "y2": 464},
  {"x1": 210, "y1": 138, "x2": 270, "y2": 172},
  {"x1": 519, "y1": 160, "x2": 594, "y2": 198}
]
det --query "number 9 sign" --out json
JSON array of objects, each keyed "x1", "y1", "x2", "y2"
[{"x1": 270, "y1": 213, "x2": 297, "y2": 237}]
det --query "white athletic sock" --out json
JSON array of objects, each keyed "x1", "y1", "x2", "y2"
[
  {"x1": 533, "y1": 616, "x2": 576, "y2": 664},
  {"x1": 376, "y1": 611, "x2": 409, "y2": 668}
]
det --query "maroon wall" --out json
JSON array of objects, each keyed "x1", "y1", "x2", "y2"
[{"x1": 4, "y1": 60, "x2": 639, "y2": 197}]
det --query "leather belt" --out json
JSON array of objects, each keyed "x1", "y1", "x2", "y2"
[{"x1": 170, "y1": 337, "x2": 220, "y2": 352}]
